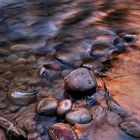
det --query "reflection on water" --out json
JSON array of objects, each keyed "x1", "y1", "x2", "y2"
[{"x1": 0, "y1": 0, "x2": 140, "y2": 140}]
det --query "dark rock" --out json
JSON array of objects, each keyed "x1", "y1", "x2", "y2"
[
  {"x1": 86, "y1": 96, "x2": 98, "y2": 106},
  {"x1": 37, "y1": 98, "x2": 58, "y2": 116},
  {"x1": 113, "y1": 37, "x2": 127, "y2": 51},
  {"x1": 122, "y1": 34, "x2": 137, "y2": 42},
  {"x1": 64, "y1": 68, "x2": 97, "y2": 97},
  {"x1": 54, "y1": 50, "x2": 83, "y2": 66}
]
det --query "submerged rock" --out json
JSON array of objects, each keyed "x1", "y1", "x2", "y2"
[
  {"x1": 10, "y1": 44, "x2": 30, "y2": 52},
  {"x1": 66, "y1": 108, "x2": 92, "y2": 124},
  {"x1": 122, "y1": 34, "x2": 137, "y2": 42},
  {"x1": 37, "y1": 98, "x2": 58, "y2": 116},
  {"x1": 113, "y1": 37, "x2": 127, "y2": 51},
  {"x1": 7, "y1": 91, "x2": 37, "y2": 106},
  {"x1": 57, "y1": 99, "x2": 72, "y2": 116},
  {"x1": 0, "y1": 116, "x2": 27, "y2": 138},
  {"x1": 49, "y1": 123, "x2": 78, "y2": 140},
  {"x1": 64, "y1": 68, "x2": 97, "y2": 97},
  {"x1": 119, "y1": 120, "x2": 140, "y2": 138},
  {"x1": 106, "y1": 96, "x2": 127, "y2": 115},
  {"x1": 91, "y1": 105, "x2": 106, "y2": 122}
]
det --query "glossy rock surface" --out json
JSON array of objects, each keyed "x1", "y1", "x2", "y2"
[
  {"x1": 37, "y1": 98, "x2": 58, "y2": 116},
  {"x1": 49, "y1": 123, "x2": 78, "y2": 140},
  {"x1": 57, "y1": 99, "x2": 72, "y2": 116},
  {"x1": 64, "y1": 68, "x2": 97, "y2": 96},
  {"x1": 119, "y1": 121, "x2": 140, "y2": 138},
  {"x1": 66, "y1": 108, "x2": 93, "y2": 124}
]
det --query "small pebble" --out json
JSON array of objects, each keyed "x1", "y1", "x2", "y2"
[
  {"x1": 49, "y1": 123, "x2": 78, "y2": 140},
  {"x1": 57, "y1": 99, "x2": 72, "y2": 116},
  {"x1": 37, "y1": 98, "x2": 58, "y2": 116},
  {"x1": 66, "y1": 108, "x2": 92, "y2": 124}
]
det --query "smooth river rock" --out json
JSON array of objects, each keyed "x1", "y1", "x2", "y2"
[
  {"x1": 37, "y1": 98, "x2": 58, "y2": 116},
  {"x1": 57, "y1": 99, "x2": 72, "y2": 116},
  {"x1": 7, "y1": 91, "x2": 37, "y2": 106},
  {"x1": 119, "y1": 120, "x2": 140, "y2": 138},
  {"x1": 66, "y1": 108, "x2": 92, "y2": 124},
  {"x1": 49, "y1": 123, "x2": 78, "y2": 140},
  {"x1": 64, "y1": 68, "x2": 97, "y2": 97}
]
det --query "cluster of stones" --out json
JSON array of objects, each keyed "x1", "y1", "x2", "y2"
[
  {"x1": 1, "y1": 67, "x2": 140, "y2": 140},
  {"x1": 0, "y1": 0, "x2": 139, "y2": 139},
  {"x1": 39, "y1": 67, "x2": 140, "y2": 140},
  {"x1": 0, "y1": 32, "x2": 139, "y2": 140}
]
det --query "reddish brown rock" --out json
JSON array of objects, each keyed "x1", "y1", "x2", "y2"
[
  {"x1": 57, "y1": 99, "x2": 72, "y2": 116},
  {"x1": 49, "y1": 123, "x2": 78, "y2": 140}
]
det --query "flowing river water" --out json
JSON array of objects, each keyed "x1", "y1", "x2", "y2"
[{"x1": 0, "y1": 0, "x2": 140, "y2": 140}]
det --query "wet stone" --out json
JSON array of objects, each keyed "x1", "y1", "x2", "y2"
[
  {"x1": 54, "y1": 50, "x2": 82, "y2": 66},
  {"x1": 119, "y1": 120, "x2": 140, "y2": 138},
  {"x1": 82, "y1": 58, "x2": 103, "y2": 70},
  {"x1": 106, "y1": 96, "x2": 127, "y2": 115},
  {"x1": 66, "y1": 108, "x2": 92, "y2": 124},
  {"x1": 49, "y1": 123, "x2": 78, "y2": 140},
  {"x1": 122, "y1": 34, "x2": 137, "y2": 42},
  {"x1": 7, "y1": 91, "x2": 37, "y2": 106},
  {"x1": 37, "y1": 98, "x2": 58, "y2": 116},
  {"x1": 86, "y1": 96, "x2": 98, "y2": 106},
  {"x1": 57, "y1": 99, "x2": 72, "y2": 117},
  {"x1": 90, "y1": 43, "x2": 110, "y2": 57},
  {"x1": 64, "y1": 68, "x2": 97, "y2": 97}
]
